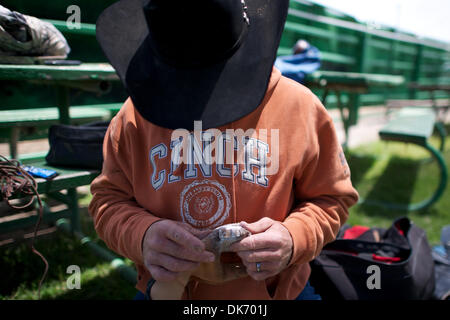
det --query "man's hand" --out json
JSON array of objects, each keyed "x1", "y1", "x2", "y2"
[
  {"x1": 142, "y1": 219, "x2": 215, "y2": 282},
  {"x1": 229, "y1": 217, "x2": 293, "y2": 281}
]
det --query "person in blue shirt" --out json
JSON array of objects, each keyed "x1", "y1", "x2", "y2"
[{"x1": 274, "y1": 39, "x2": 321, "y2": 84}]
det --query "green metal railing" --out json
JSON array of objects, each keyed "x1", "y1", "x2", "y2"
[{"x1": 280, "y1": 0, "x2": 450, "y2": 109}]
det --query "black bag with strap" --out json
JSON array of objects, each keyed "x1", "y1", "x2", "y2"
[
  {"x1": 309, "y1": 217, "x2": 435, "y2": 300},
  {"x1": 45, "y1": 121, "x2": 109, "y2": 170}
]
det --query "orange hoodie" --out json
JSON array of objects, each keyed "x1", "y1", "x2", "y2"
[{"x1": 88, "y1": 67, "x2": 359, "y2": 300}]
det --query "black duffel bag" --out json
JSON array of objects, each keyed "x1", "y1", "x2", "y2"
[
  {"x1": 310, "y1": 217, "x2": 435, "y2": 300},
  {"x1": 45, "y1": 121, "x2": 109, "y2": 169}
]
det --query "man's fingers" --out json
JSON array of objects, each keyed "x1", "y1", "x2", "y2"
[
  {"x1": 237, "y1": 249, "x2": 280, "y2": 263},
  {"x1": 240, "y1": 217, "x2": 274, "y2": 234},
  {"x1": 166, "y1": 224, "x2": 207, "y2": 252},
  {"x1": 147, "y1": 251, "x2": 200, "y2": 273},
  {"x1": 178, "y1": 223, "x2": 212, "y2": 240},
  {"x1": 229, "y1": 232, "x2": 279, "y2": 252},
  {"x1": 153, "y1": 237, "x2": 215, "y2": 263}
]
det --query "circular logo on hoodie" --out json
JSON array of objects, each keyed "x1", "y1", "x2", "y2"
[{"x1": 180, "y1": 180, "x2": 231, "y2": 229}]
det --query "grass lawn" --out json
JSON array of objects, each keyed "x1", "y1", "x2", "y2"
[
  {"x1": 1, "y1": 125, "x2": 449, "y2": 300},
  {"x1": 0, "y1": 203, "x2": 137, "y2": 300},
  {"x1": 346, "y1": 126, "x2": 450, "y2": 244}
]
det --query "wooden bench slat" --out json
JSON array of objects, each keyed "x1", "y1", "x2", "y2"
[
  {"x1": 409, "y1": 84, "x2": 450, "y2": 91},
  {"x1": 0, "y1": 103, "x2": 122, "y2": 159},
  {"x1": 386, "y1": 99, "x2": 450, "y2": 108},
  {"x1": 0, "y1": 107, "x2": 109, "y2": 126},
  {"x1": 20, "y1": 158, "x2": 100, "y2": 194},
  {"x1": 0, "y1": 63, "x2": 119, "y2": 81},
  {"x1": 83, "y1": 103, "x2": 123, "y2": 115},
  {"x1": 306, "y1": 71, "x2": 405, "y2": 87},
  {"x1": 379, "y1": 108, "x2": 436, "y2": 145},
  {"x1": 0, "y1": 105, "x2": 120, "y2": 127},
  {"x1": 44, "y1": 19, "x2": 96, "y2": 37}
]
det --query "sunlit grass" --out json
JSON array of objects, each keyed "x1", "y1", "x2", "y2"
[{"x1": 347, "y1": 128, "x2": 450, "y2": 244}]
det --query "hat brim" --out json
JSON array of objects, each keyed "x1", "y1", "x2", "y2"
[{"x1": 96, "y1": 0, "x2": 289, "y2": 130}]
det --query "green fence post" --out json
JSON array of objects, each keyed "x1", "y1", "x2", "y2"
[
  {"x1": 358, "y1": 32, "x2": 371, "y2": 73},
  {"x1": 410, "y1": 43, "x2": 424, "y2": 99},
  {"x1": 350, "y1": 31, "x2": 371, "y2": 126},
  {"x1": 389, "y1": 39, "x2": 398, "y2": 74},
  {"x1": 67, "y1": 188, "x2": 81, "y2": 233},
  {"x1": 56, "y1": 85, "x2": 71, "y2": 125},
  {"x1": 388, "y1": 38, "x2": 399, "y2": 101}
]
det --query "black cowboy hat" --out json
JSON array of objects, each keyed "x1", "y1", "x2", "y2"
[{"x1": 96, "y1": 0, "x2": 289, "y2": 130}]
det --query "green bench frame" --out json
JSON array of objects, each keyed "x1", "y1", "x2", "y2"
[
  {"x1": 0, "y1": 104, "x2": 121, "y2": 159},
  {"x1": 386, "y1": 83, "x2": 450, "y2": 122},
  {"x1": 304, "y1": 71, "x2": 405, "y2": 147},
  {"x1": 363, "y1": 107, "x2": 448, "y2": 211},
  {"x1": 0, "y1": 155, "x2": 137, "y2": 284}
]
